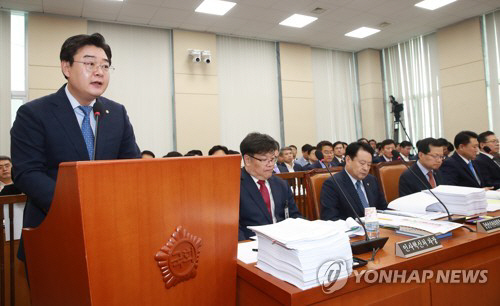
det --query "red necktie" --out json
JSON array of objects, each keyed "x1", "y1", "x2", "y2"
[
  {"x1": 427, "y1": 171, "x2": 436, "y2": 188},
  {"x1": 257, "y1": 180, "x2": 272, "y2": 217}
]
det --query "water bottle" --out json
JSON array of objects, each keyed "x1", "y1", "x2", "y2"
[{"x1": 364, "y1": 207, "x2": 380, "y2": 239}]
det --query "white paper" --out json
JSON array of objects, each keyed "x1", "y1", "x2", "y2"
[
  {"x1": 237, "y1": 240, "x2": 259, "y2": 264},
  {"x1": 487, "y1": 199, "x2": 500, "y2": 212},
  {"x1": 486, "y1": 190, "x2": 500, "y2": 200},
  {"x1": 388, "y1": 192, "x2": 441, "y2": 214}
]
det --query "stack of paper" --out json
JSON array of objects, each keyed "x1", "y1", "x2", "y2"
[
  {"x1": 388, "y1": 192, "x2": 448, "y2": 219},
  {"x1": 374, "y1": 213, "x2": 462, "y2": 236},
  {"x1": 248, "y1": 218, "x2": 353, "y2": 290},
  {"x1": 423, "y1": 185, "x2": 487, "y2": 215}
]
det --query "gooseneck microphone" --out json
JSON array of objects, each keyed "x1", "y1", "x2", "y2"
[
  {"x1": 92, "y1": 101, "x2": 104, "y2": 161},
  {"x1": 391, "y1": 150, "x2": 465, "y2": 224},
  {"x1": 316, "y1": 151, "x2": 388, "y2": 254}
]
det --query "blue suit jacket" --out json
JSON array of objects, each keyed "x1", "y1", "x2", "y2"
[
  {"x1": 309, "y1": 160, "x2": 336, "y2": 169},
  {"x1": 475, "y1": 153, "x2": 500, "y2": 189},
  {"x1": 373, "y1": 156, "x2": 395, "y2": 163},
  {"x1": 320, "y1": 170, "x2": 387, "y2": 221},
  {"x1": 239, "y1": 168, "x2": 301, "y2": 240},
  {"x1": 440, "y1": 152, "x2": 484, "y2": 188},
  {"x1": 277, "y1": 163, "x2": 303, "y2": 173},
  {"x1": 399, "y1": 163, "x2": 442, "y2": 197},
  {"x1": 11, "y1": 84, "x2": 140, "y2": 259}
]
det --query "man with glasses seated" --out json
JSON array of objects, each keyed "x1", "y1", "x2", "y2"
[
  {"x1": 309, "y1": 140, "x2": 337, "y2": 169},
  {"x1": 475, "y1": 131, "x2": 500, "y2": 190},
  {"x1": 11, "y1": 33, "x2": 140, "y2": 263},
  {"x1": 238, "y1": 133, "x2": 302, "y2": 240},
  {"x1": 399, "y1": 138, "x2": 444, "y2": 197}
]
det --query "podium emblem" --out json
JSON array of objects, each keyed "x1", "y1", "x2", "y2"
[{"x1": 154, "y1": 226, "x2": 202, "y2": 289}]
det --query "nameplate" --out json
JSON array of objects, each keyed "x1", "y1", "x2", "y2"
[
  {"x1": 395, "y1": 234, "x2": 442, "y2": 258},
  {"x1": 477, "y1": 216, "x2": 500, "y2": 233}
]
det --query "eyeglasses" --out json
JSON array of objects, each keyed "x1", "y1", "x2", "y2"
[
  {"x1": 426, "y1": 154, "x2": 445, "y2": 161},
  {"x1": 248, "y1": 155, "x2": 278, "y2": 165},
  {"x1": 74, "y1": 60, "x2": 115, "y2": 73},
  {"x1": 485, "y1": 139, "x2": 499, "y2": 144}
]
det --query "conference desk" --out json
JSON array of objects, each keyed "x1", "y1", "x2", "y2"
[{"x1": 237, "y1": 212, "x2": 500, "y2": 305}]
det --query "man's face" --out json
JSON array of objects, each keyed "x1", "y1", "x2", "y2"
[
  {"x1": 0, "y1": 160, "x2": 12, "y2": 182},
  {"x1": 418, "y1": 145, "x2": 443, "y2": 170},
  {"x1": 283, "y1": 149, "x2": 294, "y2": 164},
  {"x1": 369, "y1": 141, "x2": 377, "y2": 150},
  {"x1": 244, "y1": 151, "x2": 276, "y2": 180},
  {"x1": 459, "y1": 138, "x2": 479, "y2": 160},
  {"x1": 290, "y1": 147, "x2": 297, "y2": 158},
  {"x1": 443, "y1": 146, "x2": 450, "y2": 156},
  {"x1": 333, "y1": 144, "x2": 343, "y2": 158},
  {"x1": 62, "y1": 45, "x2": 110, "y2": 105},
  {"x1": 321, "y1": 145, "x2": 334, "y2": 163},
  {"x1": 346, "y1": 150, "x2": 372, "y2": 180},
  {"x1": 400, "y1": 146, "x2": 411, "y2": 156},
  {"x1": 481, "y1": 134, "x2": 499, "y2": 154},
  {"x1": 382, "y1": 144, "x2": 396, "y2": 158},
  {"x1": 309, "y1": 149, "x2": 318, "y2": 163},
  {"x1": 302, "y1": 150, "x2": 309, "y2": 159}
]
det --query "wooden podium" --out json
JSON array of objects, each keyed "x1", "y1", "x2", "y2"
[{"x1": 22, "y1": 156, "x2": 242, "y2": 305}]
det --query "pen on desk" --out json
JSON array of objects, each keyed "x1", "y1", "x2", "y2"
[{"x1": 252, "y1": 248, "x2": 258, "y2": 252}]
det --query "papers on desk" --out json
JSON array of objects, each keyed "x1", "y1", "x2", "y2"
[
  {"x1": 375, "y1": 213, "x2": 462, "y2": 236},
  {"x1": 486, "y1": 190, "x2": 500, "y2": 200},
  {"x1": 237, "y1": 240, "x2": 258, "y2": 264},
  {"x1": 248, "y1": 218, "x2": 353, "y2": 290},
  {"x1": 487, "y1": 199, "x2": 500, "y2": 212}
]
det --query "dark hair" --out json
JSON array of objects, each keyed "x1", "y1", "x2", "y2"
[
  {"x1": 289, "y1": 145, "x2": 297, "y2": 150},
  {"x1": 240, "y1": 132, "x2": 279, "y2": 157},
  {"x1": 332, "y1": 141, "x2": 343, "y2": 148},
  {"x1": 141, "y1": 150, "x2": 155, "y2": 158},
  {"x1": 0, "y1": 156, "x2": 11, "y2": 163},
  {"x1": 301, "y1": 144, "x2": 313, "y2": 152},
  {"x1": 345, "y1": 142, "x2": 374, "y2": 159},
  {"x1": 208, "y1": 145, "x2": 229, "y2": 156},
  {"x1": 400, "y1": 141, "x2": 412, "y2": 148},
  {"x1": 454, "y1": 131, "x2": 478, "y2": 149},
  {"x1": 164, "y1": 151, "x2": 183, "y2": 158},
  {"x1": 417, "y1": 138, "x2": 440, "y2": 154},
  {"x1": 436, "y1": 138, "x2": 449, "y2": 147},
  {"x1": 369, "y1": 139, "x2": 377, "y2": 144},
  {"x1": 447, "y1": 142, "x2": 455, "y2": 152},
  {"x1": 186, "y1": 150, "x2": 203, "y2": 156},
  {"x1": 280, "y1": 147, "x2": 292, "y2": 156},
  {"x1": 316, "y1": 140, "x2": 333, "y2": 152},
  {"x1": 227, "y1": 149, "x2": 240, "y2": 155},
  {"x1": 307, "y1": 146, "x2": 316, "y2": 155},
  {"x1": 60, "y1": 33, "x2": 112, "y2": 79},
  {"x1": 380, "y1": 139, "x2": 395, "y2": 148},
  {"x1": 478, "y1": 131, "x2": 495, "y2": 144},
  {"x1": 376, "y1": 143, "x2": 382, "y2": 150},
  {"x1": 357, "y1": 138, "x2": 369, "y2": 143}
]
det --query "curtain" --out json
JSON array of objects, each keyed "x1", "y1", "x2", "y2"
[
  {"x1": 482, "y1": 10, "x2": 500, "y2": 135},
  {"x1": 382, "y1": 33, "x2": 442, "y2": 144},
  {"x1": 88, "y1": 21, "x2": 173, "y2": 156},
  {"x1": 312, "y1": 48, "x2": 361, "y2": 143},
  {"x1": 217, "y1": 35, "x2": 281, "y2": 150}
]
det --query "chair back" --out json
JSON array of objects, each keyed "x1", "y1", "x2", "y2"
[
  {"x1": 275, "y1": 171, "x2": 307, "y2": 218},
  {"x1": 304, "y1": 168, "x2": 343, "y2": 220},
  {"x1": 373, "y1": 161, "x2": 414, "y2": 203}
]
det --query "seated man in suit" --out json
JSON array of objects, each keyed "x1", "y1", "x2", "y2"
[
  {"x1": 475, "y1": 131, "x2": 500, "y2": 190},
  {"x1": 277, "y1": 147, "x2": 303, "y2": 172},
  {"x1": 399, "y1": 138, "x2": 444, "y2": 197},
  {"x1": 0, "y1": 156, "x2": 22, "y2": 195},
  {"x1": 332, "y1": 141, "x2": 346, "y2": 166},
  {"x1": 440, "y1": 131, "x2": 492, "y2": 189},
  {"x1": 399, "y1": 141, "x2": 416, "y2": 161},
  {"x1": 302, "y1": 147, "x2": 318, "y2": 170},
  {"x1": 296, "y1": 144, "x2": 313, "y2": 167},
  {"x1": 309, "y1": 140, "x2": 336, "y2": 169},
  {"x1": 320, "y1": 142, "x2": 387, "y2": 221},
  {"x1": 239, "y1": 133, "x2": 302, "y2": 240},
  {"x1": 373, "y1": 139, "x2": 396, "y2": 163}
]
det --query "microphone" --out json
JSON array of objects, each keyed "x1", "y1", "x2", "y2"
[
  {"x1": 317, "y1": 151, "x2": 388, "y2": 255},
  {"x1": 391, "y1": 150, "x2": 465, "y2": 223},
  {"x1": 92, "y1": 101, "x2": 104, "y2": 161},
  {"x1": 315, "y1": 150, "x2": 327, "y2": 167},
  {"x1": 484, "y1": 146, "x2": 491, "y2": 154}
]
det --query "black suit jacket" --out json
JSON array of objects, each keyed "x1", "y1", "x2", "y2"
[
  {"x1": 399, "y1": 163, "x2": 442, "y2": 197},
  {"x1": 332, "y1": 157, "x2": 345, "y2": 167},
  {"x1": 11, "y1": 84, "x2": 140, "y2": 259},
  {"x1": 309, "y1": 160, "x2": 336, "y2": 169},
  {"x1": 239, "y1": 168, "x2": 301, "y2": 240},
  {"x1": 440, "y1": 152, "x2": 484, "y2": 188},
  {"x1": 475, "y1": 153, "x2": 500, "y2": 189},
  {"x1": 373, "y1": 156, "x2": 394, "y2": 163},
  {"x1": 277, "y1": 163, "x2": 303, "y2": 173},
  {"x1": 320, "y1": 170, "x2": 387, "y2": 221}
]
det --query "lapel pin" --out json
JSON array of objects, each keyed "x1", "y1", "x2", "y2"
[{"x1": 106, "y1": 110, "x2": 109, "y2": 114}]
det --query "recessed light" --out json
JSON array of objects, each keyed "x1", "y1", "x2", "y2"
[
  {"x1": 345, "y1": 27, "x2": 380, "y2": 39},
  {"x1": 415, "y1": 0, "x2": 457, "y2": 10},
  {"x1": 279, "y1": 14, "x2": 318, "y2": 28},
  {"x1": 195, "y1": 0, "x2": 236, "y2": 16}
]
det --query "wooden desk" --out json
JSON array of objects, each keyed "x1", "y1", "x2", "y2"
[{"x1": 237, "y1": 213, "x2": 500, "y2": 305}]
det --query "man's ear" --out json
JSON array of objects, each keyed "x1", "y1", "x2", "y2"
[{"x1": 61, "y1": 61, "x2": 70, "y2": 79}]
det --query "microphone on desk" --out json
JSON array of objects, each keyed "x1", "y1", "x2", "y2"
[
  {"x1": 92, "y1": 101, "x2": 104, "y2": 161},
  {"x1": 391, "y1": 150, "x2": 465, "y2": 223},
  {"x1": 316, "y1": 151, "x2": 388, "y2": 255}
]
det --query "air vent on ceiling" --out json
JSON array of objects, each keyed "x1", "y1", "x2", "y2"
[{"x1": 311, "y1": 7, "x2": 326, "y2": 14}]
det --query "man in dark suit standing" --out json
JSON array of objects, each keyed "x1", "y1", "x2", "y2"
[
  {"x1": 238, "y1": 133, "x2": 301, "y2": 240},
  {"x1": 399, "y1": 138, "x2": 444, "y2": 197},
  {"x1": 277, "y1": 147, "x2": 303, "y2": 172},
  {"x1": 320, "y1": 142, "x2": 387, "y2": 221},
  {"x1": 440, "y1": 131, "x2": 491, "y2": 189},
  {"x1": 476, "y1": 131, "x2": 500, "y2": 190},
  {"x1": 373, "y1": 139, "x2": 397, "y2": 163},
  {"x1": 11, "y1": 33, "x2": 140, "y2": 261}
]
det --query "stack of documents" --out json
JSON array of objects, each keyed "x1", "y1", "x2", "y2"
[
  {"x1": 423, "y1": 185, "x2": 487, "y2": 215},
  {"x1": 374, "y1": 213, "x2": 462, "y2": 237},
  {"x1": 248, "y1": 218, "x2": 353, "y2": 290}
]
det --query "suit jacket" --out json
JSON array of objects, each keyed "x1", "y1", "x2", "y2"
[
  {"x1": 11, "y1": 84, "x2": 140, "y2": 260},
  {"x1": 320, "y1": 170, "x2": 387, "y2": 221},
  {"x1": 309, "y1": 160, "x2": 336, "y2": 169},
  {"x1": 239, "y1": 168, "x2": 301, "y2": 240},
  {"x1": 440, "y1": 152, "x2": 484, "y2": 188},
  {"x1": 332, "y1": 157, "x2": 345, "y2": 167},
  {"x1": 373, "y1": 155, "x2": 395, "y2": 163},
  {"x1": 399, "y1": 163, "x2": 442, "y2": 197},
  {"x1": 475, "y1": 153, "x2": 500, "y2": 189},
  {"x1": 277, "y1": 163, "x2": 303, "y2": 173}
]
